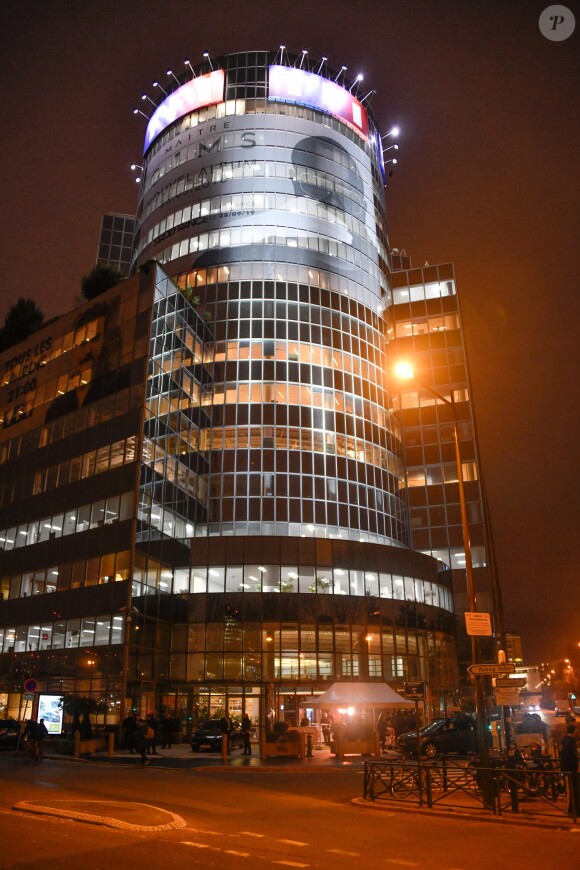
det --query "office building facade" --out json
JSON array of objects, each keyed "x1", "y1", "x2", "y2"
[{"x1": 0, "y1": 50, "x2": 498, "y2": 730}]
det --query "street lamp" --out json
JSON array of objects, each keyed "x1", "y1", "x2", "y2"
[{"x1": 393, "y1": 362, "x2": 492, "y2": 774}]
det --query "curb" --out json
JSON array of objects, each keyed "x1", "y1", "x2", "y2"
[
  {"x1": 12, "y1": 800, "x2": 187, "y2": 832},
  {"x1": 351, "y1": 797, "x2": 578, "y2": 831}
]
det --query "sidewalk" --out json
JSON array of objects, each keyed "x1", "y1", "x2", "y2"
[{"x1": 46, "y1": 740, "x2": 366, "y2": 771}]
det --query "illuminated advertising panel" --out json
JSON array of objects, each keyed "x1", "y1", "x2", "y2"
[
  {"x1": 38, "y1": 694, "x2": 64, "y2": 734},
  {"x1": 268, "y1": 66, "x2": 368, "y2": 139},
  {"x1": 144, "y1": 70, "x2": 225, "y2": 152}
]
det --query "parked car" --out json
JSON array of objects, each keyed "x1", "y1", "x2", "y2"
[
  {"x1": 190, "y1": 720, "x2": 244, "y2": 752},
  {"x1": 397, "y1": 717, "x2": 478, "y2": 758},
  {"x1": 0, "y1": 719, "x2": 21, "y2": 749}
]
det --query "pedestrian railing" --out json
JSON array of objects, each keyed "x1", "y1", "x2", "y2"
[{"x1": 363, "y1": 758, "x2": 577, "y2": 822}]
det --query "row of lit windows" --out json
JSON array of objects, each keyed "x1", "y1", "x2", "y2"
[
  {"x1": 0, "y1": 492, "x2": 133, "y2": 551},
  {"x1": 28, "y1": 437, "x2": 136, "y2": 499},
  {"x1": 394, "y1": 313, "x2": 460, "y2": 338},
  {"x1": 392, "y1": 282, "x2": 455, "y2": 304},
  {"x1": 137, "y1": 495, "x2": 198, "y2": 541},
  {"x1": 0, "y1": 615, "x2": 124, "y2": 653},
  {"x1": 188, "y1": 275, "x2": 384, "y2": 323},
  {"x1": 150, "y1": 303, "x2": 205, "y2": 362},
  {"x1": 144, "y1": 106, "x2": 373, "y2": 189},
  {"x1": 174, "y1": 261, "x2": 385, "y2": 308},
  {"x1": 202, "y1": 381, "x2": 393, "y2": 435},
  {"x1": 165, "y1": 650, "x2": 452, "y2": 684},
  {"x1": 141, "y1": 185, "x2": 375, "y2": 258},
  {"x1": 178, "y1": 621, "x2": 451, "y2": 655},
  {"x1": 397, "y1": 387, "x2": 469, "y2": 411},
  {"x1": 150, "y1": 223, "x2": 378, "y2": 281},
  {"x1": 141, "y1": 439, "x2": 208, "y2": 504},
  {"x1": 211, "y1": 471, "x2": 403, "y2": 511},
  {"x1": 0, "y1": 386, "x2": 142, "y2": 467},
  {"x1": 207, "y1": 297, "x2": 381, "y2": 338},
  {"x1": 209, "y1": 340, "x2": 385, "y2": 385},
  {"x1": 167, "y1": 564, "x2": 453, "y2": 611},
  {"x1": 0, "y1": 364, "x2": 93, "y2": 429},
  {"x1": 405, "y1": 462, "x2": 479, "y2": 487},
  {"x1": 1, "y1": 550, "x2": 132, "y2": 601},
  {"x1": 0, "y1": 317, "x2": 101, "y2": 388},
  {"x1": 199, "y1": 519, "x2": 403, "y2": 547},
  {"x1": 202, "y1": 427, "x2": 403, "y2": 477}
]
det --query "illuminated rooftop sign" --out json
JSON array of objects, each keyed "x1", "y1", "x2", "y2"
[
  {"x1": 268, "y1": 65, "x2": 368, "y2": 139},
  {"x1": 144, "y1": 70, "x2": 225, "y2": 152}
]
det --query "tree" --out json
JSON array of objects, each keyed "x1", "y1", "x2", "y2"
[
  {"x1": 0, "y1": 297, "x2": 44, "y2": 351},
  {"x1": 59, "y1": 694, "x2": 107, "y2": 738},
  {"x1": 80, "y1": 265, "x2": 124, "y2": 300}
]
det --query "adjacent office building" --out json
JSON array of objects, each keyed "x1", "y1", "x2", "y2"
[{"x1": 0, "y1": 50, "x2": 500, "y2": 729}]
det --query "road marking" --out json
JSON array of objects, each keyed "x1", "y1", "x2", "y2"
[
  {"x1": 225, "y1": 850, "x2": 250, "y2": 857},
  {"x1": 384, "y1": 861, "x2": 419, "y2": 867},
  {"x1": 184, "y1": 827, "x2": 221, "y2": 835},
  {"x1": 238, "y1": 831, "x2": 266, "y2": 837},
  {"x1": 326, "y1": 849, "x2": 360, "y2": 856},
  {"x1": 278, "y1": 839, "x2": 308, "y2": 846},
  {"x1": 273, "y1": 863, "x2": 309, "y2": 868},
  {"x1": 180, "y1": 841, "x2": 219, "y2": 851}
]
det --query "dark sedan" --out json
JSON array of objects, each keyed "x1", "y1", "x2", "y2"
[
  {"x1": 0, "y1": 719, "x2": 21, "y2": 749},
  {"x1": 397, "y1": 717, "x2": 478, "y2": 758},
  {"x1": 190, "y1": 720, "x2": 244, "y2": 752}
]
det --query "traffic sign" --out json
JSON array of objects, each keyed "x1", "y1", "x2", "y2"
[
  {"x1": 464, "y1": 612, "x2": 493, "y2": 637},
  {"x1": 495, "y1": 689, "x2": 521, "y2": 706},
  {"x1": 23, "y1": 678, "x2": 38, "y2": 693},
  {"x1": 467, "y1": 663, "x2": 516, "y2": 676},
  {"x1": 404, "y1": 681, "x2": 426, "y2": 700},
  {"x1": 23, "y1": 692, "x2": 35, "y2": 701},
  {"x1": 494, "y1": 677, "x2": 526, "y2": 688}
]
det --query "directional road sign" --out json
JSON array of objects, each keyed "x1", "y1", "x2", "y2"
[
  {"x1": 494, "y1": 677, "x2": 526, "y2": 688},
  {"x1": 467, "y1": 663, "x2": 516, "y2": 676}
]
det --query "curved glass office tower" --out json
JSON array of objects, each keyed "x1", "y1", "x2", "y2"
[
  {"x1": 128, "y1": 52, "x2": 458, "y2": 721},
  {"x1": 133, "y1": 51, "x2": 405, "y2": 546}
]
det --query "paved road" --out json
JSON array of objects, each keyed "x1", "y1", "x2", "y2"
[{"x1": 0, "y1": 754, "x2": 578, "y2": 869}]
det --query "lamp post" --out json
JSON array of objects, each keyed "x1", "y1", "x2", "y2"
[{"x1": 393, "y1": 362, "x2": 492, "y2": 776}]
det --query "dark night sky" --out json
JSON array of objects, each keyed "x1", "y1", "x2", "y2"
[{"x1": 1, "y1": 1, "x2": 578, "y2": 663}]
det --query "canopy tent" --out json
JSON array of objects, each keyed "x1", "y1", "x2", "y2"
[{"x1": 308, "y1": 681, "x2": 414, "y2": 708}]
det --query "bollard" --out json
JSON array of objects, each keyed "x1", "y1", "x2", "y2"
[
  {"x1": 221, "y1": 732, "x2": 229, "y2": 761},
  {"x1": 107, "y1": 731, "x2": 115, "y2": 759},
  {"x1": 73, "y1": 731, "x2": 80, "y2": 758},
  {"x1": 306, "y1": 733, "x2": 313, "y2": 758}
]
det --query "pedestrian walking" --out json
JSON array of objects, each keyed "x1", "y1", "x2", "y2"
[
  {"x1": 241, "y1": 713, "x2": 252, "y2": 755},
  {"x1": 134, "y1": 719, "x2": 150, "y2": 766},
  {"x1": 146, "y1": 713, "x2": 159, "y2": 755}
]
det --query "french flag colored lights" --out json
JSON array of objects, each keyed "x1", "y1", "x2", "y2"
[
  {"x1": 268, "y1": 65, "x2": 369, "y2": 139},
  {"x1": 144, "y1": 70, "x2": 225, "y2": 152}
]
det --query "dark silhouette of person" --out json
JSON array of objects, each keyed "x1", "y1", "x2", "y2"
[
  {"x1": 560, "y1": 723, "x2": 579, "y2": 816},
  {"x1": 146, "y1": 712, "x2": 159, "y2": 755},
  {"x1": 241, "y1": 713, "x2": 252, "y2": 755},
  {"x1": 161, "y1": 713, "x2": 173, "y2": 749},
  {"x1": 122, "y1": 712, "x2": 138, "y2": 753},
  {"x1": 134, "y1": 719, "x2": 149, "y2": 765}
]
